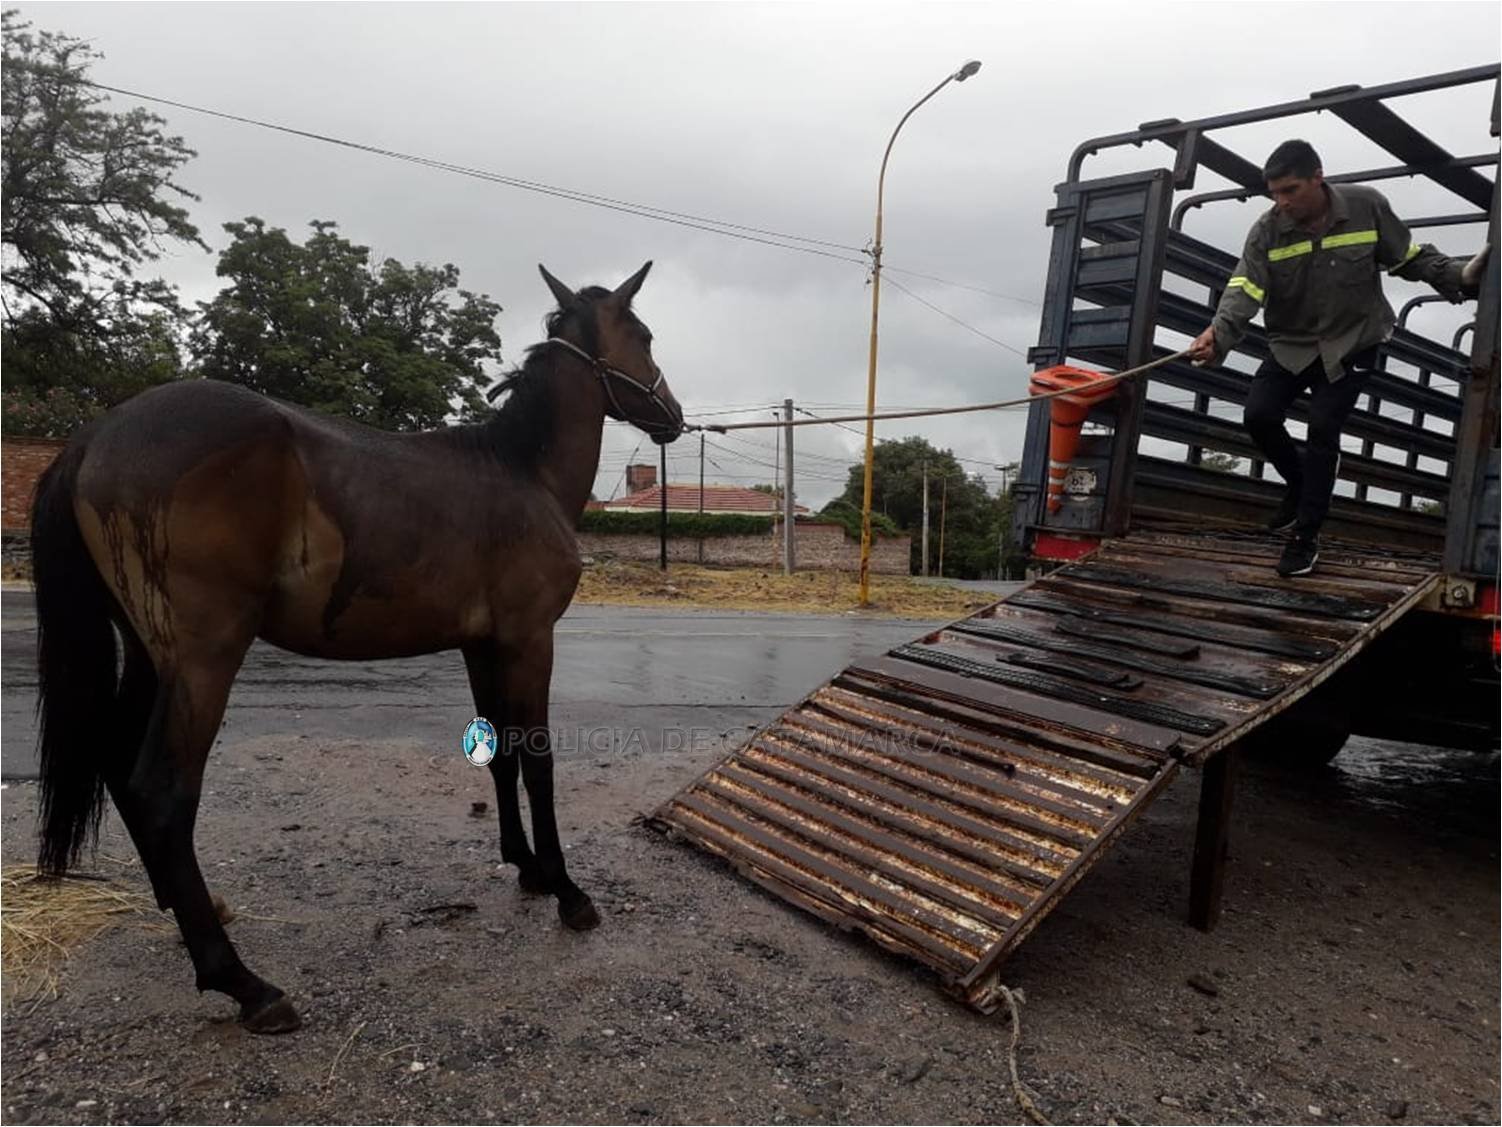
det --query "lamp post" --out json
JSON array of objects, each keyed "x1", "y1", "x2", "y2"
[{"x1": 857, "y1": 59, "x2": 982, "y2": 607}]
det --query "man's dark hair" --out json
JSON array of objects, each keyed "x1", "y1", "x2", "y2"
[{"x1": 1263, "y1": 140, "x2": 1322, "y2": 181}]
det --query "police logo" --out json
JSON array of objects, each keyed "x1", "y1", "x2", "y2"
[{"x1": 462, "y1": 717, "x2": 498, "y2": 767}]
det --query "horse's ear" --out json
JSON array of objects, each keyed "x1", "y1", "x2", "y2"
[
  {"x1": 538, "y1": 264, "x2": 576, "y2": 309},
  {"x1": 613, "y1": 261, "x2": 653, "y2": 305}
]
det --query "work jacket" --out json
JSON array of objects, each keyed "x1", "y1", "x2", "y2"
[{"x1": 1210, "y1": 183, "x2": 1468, "y2": 380}]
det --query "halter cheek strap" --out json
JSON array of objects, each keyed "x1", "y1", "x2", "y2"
[{"x1": 544, "y1": 337, "x2": 681, "y2": 438}]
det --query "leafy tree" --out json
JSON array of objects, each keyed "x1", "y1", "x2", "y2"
[
  {"x1": 824, "y1": 436, "x2": 1003, "y2": 578},
  {"x1": 2, "y1": 308, "x2": 188, "y2": 435},
  {"x1": 192, "y1": 218, "x2": 503, "y2": 431},
  {"x1": 816, "y1": 497, "x2": 900, "y2": 541},
  {"x1": 750, "y1": 483, "x2": 797, "y2": 503},
  {"x1": 1, "y1": 10, "x2": 204, "y2": 433}
]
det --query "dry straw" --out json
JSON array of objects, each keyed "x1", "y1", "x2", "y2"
[{"x1": 1, "y1": 866, "x2": 163, "y2": 1008}]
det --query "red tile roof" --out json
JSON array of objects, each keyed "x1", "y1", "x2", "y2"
[{"x1": 605, "y1": 484, "x2": 810, "y2": 514}]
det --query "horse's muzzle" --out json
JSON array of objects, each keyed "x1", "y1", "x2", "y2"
[{"x1": 648, "y1": 398, "x2": 686, "y2": 445}]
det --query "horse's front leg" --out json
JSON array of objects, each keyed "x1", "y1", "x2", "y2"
[
  {"x1": 500, "y1": 632, "x2": 599, "y2": 931},
  {"x1": 462, "y1": 642, "x2": 544, "y2": 892}
]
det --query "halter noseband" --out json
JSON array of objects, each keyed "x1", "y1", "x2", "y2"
[{"x1": 543, "y1": 337, "x2": 681, "y2": 439}]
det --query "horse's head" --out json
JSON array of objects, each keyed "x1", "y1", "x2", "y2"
[{"x1": 539, "y1": 262, "x2": 684, "y2": 445}]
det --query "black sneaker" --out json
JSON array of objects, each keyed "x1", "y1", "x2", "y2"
[
  {"x1": 1276, "y1": 536, "x2": 1319, "y2": 578},
  {"x1": 1265, "y1": 492, "x2": 1300, "y2": 533}
]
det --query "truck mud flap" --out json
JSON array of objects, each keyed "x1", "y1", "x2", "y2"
[{"x1": 651, "y1": 528, "x2": 1441, "y2": 1011}]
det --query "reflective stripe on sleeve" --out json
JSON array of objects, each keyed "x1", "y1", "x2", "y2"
[
  {"x1": 1267, "y1": 240, "x2": 1313, "y2": 262},
  {"x1": 1227, "y1": 276, "x2": 1266, "y2": 304},
  {"x1": 1388, "y1": 243, "x2": 1423, "y2": 273}
]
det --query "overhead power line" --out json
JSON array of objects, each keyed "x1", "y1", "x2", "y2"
[
  {"x1": 795, "y1": 407, "x2": 1015, "y2": 478},
  {"x1": 712, "y1": 427, "x2": 853, "y2": 467},
  {"x1": 80, "y1": 79, "x2": 864, "y2": 261},
  {"x1": 796, "y1": 405, "x2": 866, "y2": 439},
  {"x1": 698, "y1": 349, "x2": 1193, "y2": 431},
  {"x1": 682, "y1": 403, "x2": 783, "y2": 419},
  {"x1": 883, "y1": 265, "x2": 1039, "y2": 307},
  {"x1": 604, "y1": 439, "x2": 644, "y2": 501},
  {"x1": 79, "y1": 78, "x2": 1040, "y2": 310},
  {"x1": 884, "y1": 276, "x2": 1029, "y2": 358}
]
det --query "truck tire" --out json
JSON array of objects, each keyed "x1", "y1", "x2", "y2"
[{"x1": 1237, "y1": 714, "x2": 1350, "y2": 767}]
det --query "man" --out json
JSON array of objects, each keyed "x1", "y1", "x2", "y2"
[{"x1": 1188, "y1": 139, "x2": 1487, "y2": 578}]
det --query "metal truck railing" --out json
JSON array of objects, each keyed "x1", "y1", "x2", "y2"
[{"x1": 1016, "y1": 64, "x2": 1500, "y2": 579}]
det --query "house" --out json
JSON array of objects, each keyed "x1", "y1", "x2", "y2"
[
  {"x1": 583, "y1": 464, "x2": 910, "y2": 574},
  {"x1": 603, "y1": 464, "x2": 808, "y2": 516}
]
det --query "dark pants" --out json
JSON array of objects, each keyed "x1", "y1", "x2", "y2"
[{"x1": 1244, "y1": 348, "x2": 1374, "y2": 538}]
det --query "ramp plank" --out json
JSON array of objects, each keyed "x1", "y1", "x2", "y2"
[{"x1": 652, "y1": 529, "x2": 1440, "y2": 1012}]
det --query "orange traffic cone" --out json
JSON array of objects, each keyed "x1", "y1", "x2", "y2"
[{"x1": 1028, "y1": 365, "x2": 1122, "y2": 514}]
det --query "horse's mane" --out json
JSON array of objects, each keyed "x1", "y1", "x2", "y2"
[{"x1": 475, "y1": 286, "x2": 611, "y2": 474}]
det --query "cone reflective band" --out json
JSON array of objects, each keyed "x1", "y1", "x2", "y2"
[{"x1": 1028, "y1": 365, "x2": 1123, "y2": 514}]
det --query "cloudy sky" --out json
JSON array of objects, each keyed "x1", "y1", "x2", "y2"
[{"x1": 12, "y1": 1, "x2": 1497, "y2": 508}]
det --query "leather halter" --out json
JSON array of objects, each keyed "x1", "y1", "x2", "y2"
[{"x1": 543, "y1": 337, "x2": 682, "y2": 439}]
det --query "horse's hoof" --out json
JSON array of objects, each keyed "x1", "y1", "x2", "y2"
[
  {"x1": 518, "y1": 865, "x2": 550, "y2": 896},
  {"x1": 560, "y1": 896, "x2": 600, "y2": 931},
  {"x1": 241, "y1": 995, "x2": 302, "y2": 1035}
]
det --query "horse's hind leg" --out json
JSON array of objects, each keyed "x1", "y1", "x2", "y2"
[
  {"x1": 100, "y1": 631, "x2": 174, "y2": 908},
  {"x1": 127, "y1": 642, "x2": 299, "y2": 1033},
  {"x1": 103, "y1": 633, "x2": 237, "y2": 921}
]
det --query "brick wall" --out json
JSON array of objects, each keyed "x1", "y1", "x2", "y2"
[
  {"x1": 3, "y1": 437, "x2": 65, "y2": 532},
  {"x1": 579, "y1": 521, "x2": 912, "y2": 575}
]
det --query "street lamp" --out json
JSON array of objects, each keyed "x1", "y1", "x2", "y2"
[
  {"x1": 995, "y1": 461, "x2": 1016, "y2": 495},
  {"x1": 857, "y1": 60, "x2": 982, "y2": 607}
]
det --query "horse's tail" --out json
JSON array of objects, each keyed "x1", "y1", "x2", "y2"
[{"x1": 31, "y1": 442, "x2": 117, "y2": 876}]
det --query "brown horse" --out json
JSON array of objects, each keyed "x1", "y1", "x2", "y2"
[{"x1": 30, "y1": 262, "x2": 683, "y2": 1033}]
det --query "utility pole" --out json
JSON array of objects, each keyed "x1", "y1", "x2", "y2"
[
  {"x1": 773, "y1": 410, "x2": 781, "y2": 502},
  {"x1": 857, "y1": 60, "x2": 984, "y2": 609},
  {"x1": 658, "y1": 441, "x2": 668, "y2": 571},
  {"x1": 921, "y1": 461, "x2": 930, "y2": 578},
  {"x1": 938, "y1": 474, "x2": 948, "y2": 578},
  {"x1": 698, "y1": 432, "x2": 706, "y2": 565},
  {"x1": 783, "y1": 398, "x2": 796, "y2": 575},
  {"x1": 772, "y1": 410, "x2": 781, "y2": 568}
]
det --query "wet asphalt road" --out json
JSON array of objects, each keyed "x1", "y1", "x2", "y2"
[
  {"x1": 4, "y1": 585, "x2": 1495, "y2": 841},
  {"x1": 0, "y1": 589, "x2": 949, "y2": 779}
]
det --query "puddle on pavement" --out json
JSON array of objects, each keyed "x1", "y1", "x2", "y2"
[{"x1": 1254, "y1": 736, "x2": 1500, "y2": 848}]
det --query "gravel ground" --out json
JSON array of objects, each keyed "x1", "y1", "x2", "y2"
[{"x1": 1, "y1": 725, "x2": 1496, "y2": 1125}]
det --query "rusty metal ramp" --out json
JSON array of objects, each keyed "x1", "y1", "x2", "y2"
[{"x1": 650, "y1": 528, "x2": 1442, "y2": 1012}]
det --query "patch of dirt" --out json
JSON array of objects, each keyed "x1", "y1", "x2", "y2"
[
  {"x1": 575, "y1": 560, "x2": 995, "y2": 618},
  {"x1": 1, "y1": 733, "x2": 1496, "y2": 1125}
]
